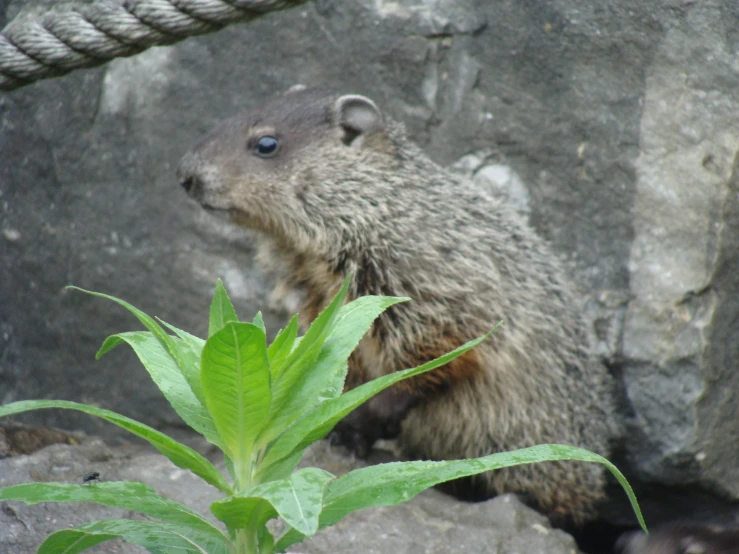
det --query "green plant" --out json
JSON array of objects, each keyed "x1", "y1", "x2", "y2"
[{"x1": 0, "y1": 278, "x2": 647, "y2": 553}]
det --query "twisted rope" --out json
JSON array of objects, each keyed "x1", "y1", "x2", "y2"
[{"x1": 0, "y1": 0, "x2": 308, "y2": 91}]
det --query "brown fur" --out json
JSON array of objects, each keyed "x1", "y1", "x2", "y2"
[
  {"x1": 0, "y1": 423, "x2": 80, "y2": 457},
  {"x1": 177, "y1": 87, "x2": 621, "y2": 522}
]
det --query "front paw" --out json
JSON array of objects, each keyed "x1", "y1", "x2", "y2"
[
  {"x1": 328, "y1": 389, "x2": 418, "y2": 458},
  {"x1": 329, "y1": 407, "x2": 380, "y2": 459}
]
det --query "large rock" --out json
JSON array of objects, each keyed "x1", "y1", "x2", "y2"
[
  {"x1": 0, "y1": 439, "x2": 580, "y2": 554},
  {"x1": 623, "y1": 11, "x2": 739, "y2": 498},
  {"x1": 2, "y1": 0, "x2": 738, "y2": 536}
]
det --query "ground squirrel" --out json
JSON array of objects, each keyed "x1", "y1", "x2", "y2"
[{"x1": 177, "y1": 86, "x2": 621, "y2": 523}]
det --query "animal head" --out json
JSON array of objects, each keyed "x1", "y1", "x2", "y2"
[{"x1": 177, "y1": 87, "x2": 397, "y2": 254}]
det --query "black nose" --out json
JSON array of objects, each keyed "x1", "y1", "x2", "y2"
[
  {"x1": 179, "y1": 174, "x2": 195, "y2": 193},
  {"x1": 178, "y1": 172, "x2": 204, "y2": 199},
  {"x1": 176, "y1": 154, "x2": 202, "y2": 196}
]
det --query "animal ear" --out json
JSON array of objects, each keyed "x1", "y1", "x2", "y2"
[{"x1": 333, "y1": 94, "x2": 384, "y2": 146}]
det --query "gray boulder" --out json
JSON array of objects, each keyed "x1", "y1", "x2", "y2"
[{"x1": 0, "y1": 439, "x2": 580, "y2": 554}]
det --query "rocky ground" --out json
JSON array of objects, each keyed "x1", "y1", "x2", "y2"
[{"x1": 0, "y1": 428, "x2": 580, "y2": 554}]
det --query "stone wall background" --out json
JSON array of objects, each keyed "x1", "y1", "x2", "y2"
[{"x1": 1, "y1": 0, "x2": 738, "y2": 527}]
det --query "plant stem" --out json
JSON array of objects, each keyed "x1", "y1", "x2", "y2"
[{"x1": 235, "y1": 528, "x2": 258, "y2": 554}]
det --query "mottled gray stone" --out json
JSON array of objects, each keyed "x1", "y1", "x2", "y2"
[
  {"x1": 291, "y1": 493, "x2": 579, "y2": 554},
  {"x1": 2, "y1": 0, "x2": 739, "y2": 535},
  {"x1": 621, "y1": 4, "x2": 739, "y2": 496},
  {"x1": 0, "y1": 440, "x2": 580, "y2": 554}
]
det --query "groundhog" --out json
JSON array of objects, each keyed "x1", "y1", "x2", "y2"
[
  {"x1": 617, "y1": 523, "x2": 739, "y2": 554},
  {"x1": 177, "y1": 86, "x2": 621, "y2": 523}
]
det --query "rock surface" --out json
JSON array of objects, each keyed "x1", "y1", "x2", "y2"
[
  {"x1": 0, "y1": 438, "x2": 579, "y2": 554},
  {"x1": 2, "y1": 0, "x2": 739, "y2": 538}
]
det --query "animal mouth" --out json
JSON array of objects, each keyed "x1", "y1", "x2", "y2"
[
  {"x1": 202, "y1": 204, "x2": 235, "y2": 218},
  {"x1": 201, "y1": 204, "x2": 251, "y2": 226}
]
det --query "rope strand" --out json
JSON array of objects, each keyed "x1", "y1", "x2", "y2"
[{"x1": 0, "y1": 0, "x2": 307, "y2": 91}]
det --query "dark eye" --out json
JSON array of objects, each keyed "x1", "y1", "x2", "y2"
[{"x1": 254, "y1": 136, "x2": 279, "y2": 158}]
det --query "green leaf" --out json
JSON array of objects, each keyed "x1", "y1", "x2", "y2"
[
  {"x1": 255, "y1": 449, "x2": 305, "y2": 485},
  {"x1": 259, "y1": 295, "x2": 407, "y2": 450},
  {"x1": 252, "y1": 312, "x2": 266, "y2": 333},
  {"x1": 201, "y1": 322, "x2": 271, "y2": 481},
  {"x1": 0, "y1": 481, "x2": 228, "y2": 544},
  {"x1": 96, "y1": 335, "x2": 126, "y2": 357},
  {"x1": 39, "y1": 519, "x2": 230, "y2": 554},
  {"x1": 216, "y1": 497, "x2": 278, "y2": 535},
  {"x1": 223, "y1": 454, "x2": 237, "y2": 483},
  {"x1": 70, "y1": 287, "x2": 179, "y2": 364},
  {"x1": 258, "y1": 333, "x2": 490, "y2": 481},
  {"x1": 209, "y1": 279, "x2": 238, "y2": 337},
  {"x1": 258, "y1": 525, "x2": 276, "y2": 554},
  {"x1": 311, "y1": 295, "x2": 408, "y2": 404},
  {"x1": 97, "y1": 331, "x2": 220, "y2": 447},
  {"x1": 37, "y1": 529, "x2": 116, "y2": 554},
  {"x1": 267, "y1": 315, "x2": 299, "y2": 371},
  {"x1": 0, "y1": 401, "x2": 231, "y2": 494},
  {"x1": 72, "y1": 286, "x2": 221, "y2": 448},
  {"x1": 157, "y1": 321, "x2": 209, "y2": 413},
  {"x1": 257, "y1": 278, "x2": 350, "y2": 445},
  {"x1": 275, "y1": 444, "x2": 646, "y2": 551},
  {"x1": 212, "y1": 468, "x2": 334, "y2": 537}
]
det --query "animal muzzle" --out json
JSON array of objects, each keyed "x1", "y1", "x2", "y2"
[{"x1": 177, "y1": 152, "x2": 208, "y2": 202}]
